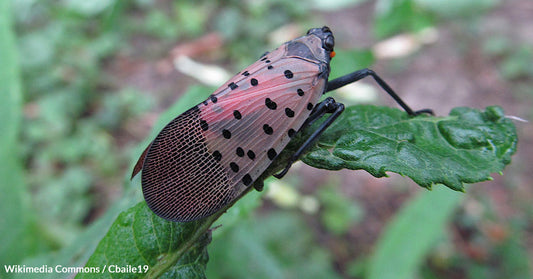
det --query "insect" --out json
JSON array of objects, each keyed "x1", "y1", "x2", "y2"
[{"x1": 131, "y1": 26, "x2": 432, "y2": 222}]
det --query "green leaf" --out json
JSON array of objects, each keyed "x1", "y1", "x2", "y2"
[
  {"x1": 302, "y1": 105, "x2": 517, "y2": 191},
  {"x1": 500, "y1": 45, "x2": 533, "y2": 80},
  {"x1": 367, "y1": 187, "x2": 463, "y2": 279},
  {"x1": 309, "y1": 0, "x2": 369, "y2": 11},
  {"x1": 415, "y1": 0, "x2": 499, "y2": 18},
  {"x1": 318, "y1": 184, "x2": 364, "y2": 235},
  {"x1": 374, "y1": 0, "x2": 434, "y2": 38},
  {"x1": 207, "y1": 212, "x2": 342, "y2": 279},
  {"x1": 16, "y1": 188, "x2": 142, "y2": 279},
  {"x1": 64, "y1": 0, "x2": 114, "y2": 16},
  {"x1": 0, "y1": 0, "x2": 33, "y2": 266},
  {"x1": 78, "y1": 202, "x2": 211, "y2": 279},
  {"x1": 497, "y1": 231, "x2": 533, "y2": 279}
]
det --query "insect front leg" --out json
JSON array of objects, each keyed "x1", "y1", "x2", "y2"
[
  {"x1": 274, "y1": 97, "x2": 345, "y2": 179},
  {"x1": 326, "y1": 68, "x2": 433, "y2": 116}
]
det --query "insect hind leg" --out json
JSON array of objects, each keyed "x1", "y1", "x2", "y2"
[
  {"x1": 326, "y1": 68, "x2": 433, "y2": 116},
  {"x1": 274, "y1": 97, "x2": 344, "y2": 179}
]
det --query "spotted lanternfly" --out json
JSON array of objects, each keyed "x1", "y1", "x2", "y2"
[{"x1": 131, "y1": 26, "x2": 432, "y2": 222}]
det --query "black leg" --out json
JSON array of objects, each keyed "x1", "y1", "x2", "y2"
[
  {"x1": 326, "y1": 68, "x2": 433, "y2": 116},
  {"x1": 298, "y1": 97, "x2": 337, "y2": 132},
  {"x1": 274, "y1": 97, "x2": 345, "y2": 179}
]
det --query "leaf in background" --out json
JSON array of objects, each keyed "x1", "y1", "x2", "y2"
[
  {"x1": 302, "y1": 105, "x2": 517, "y2": 191},
  {"x1": 0, "y1": 0, "x2": 33, "y2": 266},
  {"x1": 367, "y1": 187, "x2": 463, "y2": 279},
  {"x1": 318, "y1": 184, "x2": 364, "y2": 235},
  {"x1": 211, "y1": 189, "x2": 263, "y2": 238},
  {"x1": 497, "y1": 231, "x2": 532, "y2": 278},
  {"x1": 64, "y1": 0, "x2": 114, "y2": 16},
  {"x1": 16, "y1": 189, "x2": 141, "y2": 279},
  {"x1": 78, "y1": 202, "x2": 211, "y2": 279},
  {"x1": 415, "y1": 0, "x2": 499, "y2": 18},
  {"x1": 144, "y1": 10, "x2": 181, "y2": 40},
  {"x1": 309, "y1": 0, "x2": 368, "y2": 11},
  {"x1": 500, "y1": 45, "x2": 533, "y2": 80},
  {"x1": 207, "y1": 212, "x2": 342, "y2": 279},
  {"x1": 374, "y1": 0, "x2": 434, "y2": 38}
]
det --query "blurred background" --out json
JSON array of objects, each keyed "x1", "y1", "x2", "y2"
[{"x1": 1, "y1": 0, "x2": 532, "y2": 278}]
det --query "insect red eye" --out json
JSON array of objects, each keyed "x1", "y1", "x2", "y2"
[{"x1": 330, "y1": 51, "x2": 336, "y2": 58}]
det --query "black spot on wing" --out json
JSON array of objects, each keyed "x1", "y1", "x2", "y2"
[
  {"x1": 288, "y1": 129, "x2": 296, "y2": 138},
  {"x1": 265, "y1": 98, "x2": 277, "y2": 110},
  {"x1": 267, "y1": 148, "x2": 277, "y2": 160},
  {"x1": 230, "y1": 162, "x2": 239, "y2": 173},
  {"x1": 236, "y1": 147, "x2": 244, "y2": 157},
  {"x1": 285, "y1": 108, "x2": 295, "y2": 118},
  {"x1": 242, "y1": 174, "x2": 253, "y2": 186},
  {"x1": 222, "y1": 129, "x2": 231, "y2": 139},
  {"x1": 247, "y1": 150, "x2": 255, "y2": 160},
  {"x1": 284, "y1": 70, "x2": 294, "y2": 79},
  {"x1": 263, "y1": 124, "x2": 273, "y2": 135},
  {"x1": 233, "y1": 110, "x2": 242, "y2": 120}
]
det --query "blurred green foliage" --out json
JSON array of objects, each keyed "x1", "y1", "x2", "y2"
[
  {"x1": 15, "y1": 1, "x2": 153, "y2": 248},
  {"x1": 367, "y1": 187, "x2": 462, "y2": 279},
  {"x1": 0, "y1": 0, "x2": 31, "y2": 266},
  {"x1": 207, "y1": 212, "x2": 342, "y2": 279},
  {"x1": 318, "y1": 181, "x2": 364, "y2": 235},
  {"x1": 1, "y1": 0, "x2": 531, "y2": 278}
]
